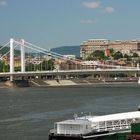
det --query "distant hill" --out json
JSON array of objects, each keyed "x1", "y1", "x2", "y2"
[
  {"x1": 0, "y1": 45, "x2": 81, "y2": 58},
  {"x1": 51, "y1": 46, "x2": 80, "y2": 58},
  {"x1": 0, "y1": 46, "x2": 20, "y2": 56}
]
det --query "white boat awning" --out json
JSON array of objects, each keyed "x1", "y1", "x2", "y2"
[{"x1": 88, "y1": 111, "x2": 140, "y2": 123}]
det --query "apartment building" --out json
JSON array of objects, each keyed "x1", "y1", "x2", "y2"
[{"x1": 80, "y1": 39, "x2": 140, "y2": 60}]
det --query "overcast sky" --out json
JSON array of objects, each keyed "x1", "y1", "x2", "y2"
[{"x1": 0, "y1": 0, "x2": 140, "y2": 49}]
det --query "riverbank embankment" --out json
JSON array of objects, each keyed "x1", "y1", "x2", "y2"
[
  {"x1": 29, "y1": 77, "x2": 139, "y2": 87},
  {"x1": 0, "y1": 77, "x2": 139, "y2": 88}
]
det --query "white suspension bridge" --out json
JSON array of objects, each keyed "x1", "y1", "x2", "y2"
[{"x1": 0, "y1": 38, "x2": 140, "y2": 82}]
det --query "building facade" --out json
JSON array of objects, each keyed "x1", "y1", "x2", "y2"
[{"x1": 80, "y1": 39, "x2": 140, "y2": 60}]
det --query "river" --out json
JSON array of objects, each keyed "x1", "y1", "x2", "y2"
[{"x1": 0, "y1": 84, "x2": 140, "y2": 140}]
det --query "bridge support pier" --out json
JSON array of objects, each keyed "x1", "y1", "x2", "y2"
[{"x1": 10, "y1": 38, "x2": 14, "y2": 81}]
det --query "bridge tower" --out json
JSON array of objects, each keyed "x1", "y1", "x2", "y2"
[
  {"x1": 10, "y1": 38, "x2": 26, "y2": 81},
  {"x1": 21, "y1": 39, "x2": 25, "y2": 72},
  {"x1": 10, "y1": 38, "x2": 14, "y2": 81}
]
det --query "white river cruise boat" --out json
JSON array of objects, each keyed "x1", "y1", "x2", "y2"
[{"x1": 49, "y1": 110, "x2": 140, "y2": 140}]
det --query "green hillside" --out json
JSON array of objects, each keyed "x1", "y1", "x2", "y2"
[
  {"x1": 0, "y1": 46, "x2": 20, "y2": 56},
  {"x1": 51, "y1": 45, "x2": 80, "y2": 58},
  {"x1": 0, "y1": 45, "x2": 81, "y2": 58}
]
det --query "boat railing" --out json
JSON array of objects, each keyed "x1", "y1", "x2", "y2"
[{"x1": 92, "y1": 117, "x2": 140, "y2": 132}]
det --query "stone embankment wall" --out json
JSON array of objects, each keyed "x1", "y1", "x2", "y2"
[
  {"x1": 0, "y1": 77, "x2": 138, "y2": 88},
  {"x1": 0, "y1": 80, "x2": 30, "y2": 88}
]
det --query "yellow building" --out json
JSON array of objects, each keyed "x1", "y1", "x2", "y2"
[{"x1": 3, "y1": 57, "x2": 21, "y2": 67}]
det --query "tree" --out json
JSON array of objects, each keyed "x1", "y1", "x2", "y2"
[
  {"x1": 86, "y1": 50, "x2": 105, "y2": 60},
  {"x1": 113, "y1": 51, "x2": 123, "y2": 60},
  {"x1": 133, "y1": 52, "x2": 138, "y2": 57},
  {"x1": 123, "y1": 54, "x2": 131, "y2": 61},
  {"x1": 0, "y1": 61, "x2": 10, "y2": 72},
  {"x1": 15, "y1": 67, "x2": 21, "y2": 72},
  {"x1": 26, "y1": 63, "x2": 35, "y2": 71},
  {"x1": 46, "y1": 59, "x2": 55, "y2": 70},
  {"x1": 0, "y1": 61, "x2": 4, "y2": 72},
  {"x1": 39, "y1": 59, "x2": 54, "y2": 71},
  {"x1": 124, "y1": 54, "x2": 129, "y2": 59},
  {"x1": 108, "y1": 48, "x2": 114, "y2": 57}
]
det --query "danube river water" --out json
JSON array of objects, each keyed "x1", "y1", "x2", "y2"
[{"x1": 0, "y1": 84, "x2": 140, "y2": 140}]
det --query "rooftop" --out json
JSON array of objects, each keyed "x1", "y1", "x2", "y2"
[{"x1": 56, "y1": 119, "x2": 91, "y2": 125}]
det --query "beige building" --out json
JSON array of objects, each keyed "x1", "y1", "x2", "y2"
[{"x1": 80, "y1": 39, "x2": 140, "y2": 60}]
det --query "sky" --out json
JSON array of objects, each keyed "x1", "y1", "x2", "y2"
[{"x1": 0, "y1": 0, "x2": 140, "y2": 49}]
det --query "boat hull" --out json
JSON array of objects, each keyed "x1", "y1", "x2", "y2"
[
  {"x1": 49, "y1": 135, "x2": 107, "y2": 140},
  {"x1": 49, "y1": 131, "x2": 109, "y2": 140}
]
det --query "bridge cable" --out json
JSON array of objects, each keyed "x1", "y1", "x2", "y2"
[
  {"x1": 24, "y1": 41, "x2": 82, "y2": 63},
  {"x1": 0, "y1": 42, "x2": 10, "y2": 52}
]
